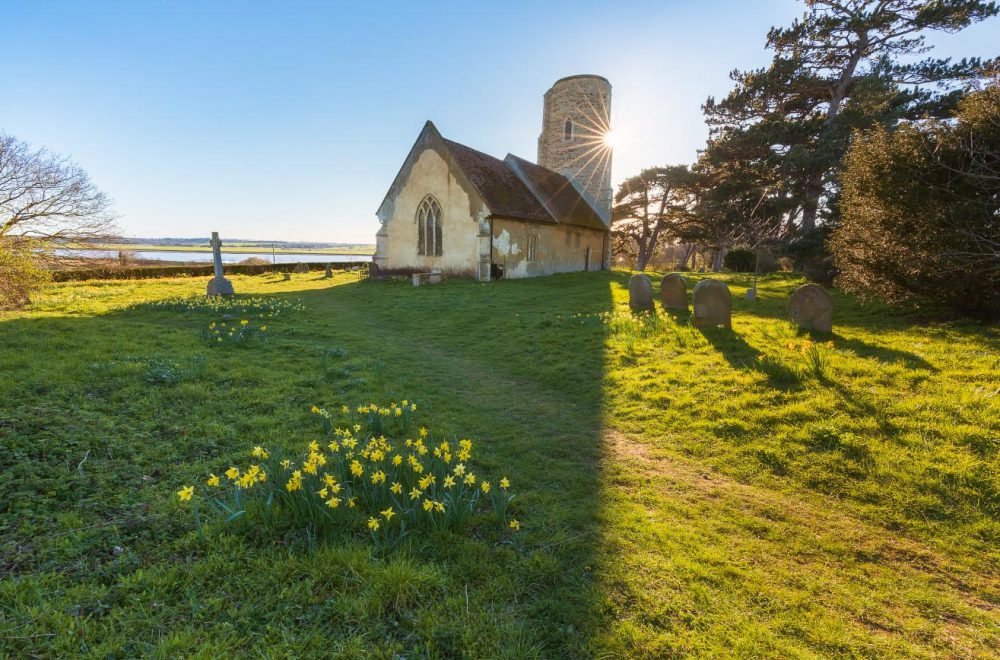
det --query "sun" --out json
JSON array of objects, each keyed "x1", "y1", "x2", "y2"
[{"x1": 602, "y1": 130, "x2": 618, "y2": 149}]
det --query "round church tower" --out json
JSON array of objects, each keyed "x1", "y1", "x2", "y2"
[{"x1": 537, "y1": 75, "x2": 613, "y2": 223}]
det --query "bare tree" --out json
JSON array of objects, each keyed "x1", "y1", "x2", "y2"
[{"x1": 0, "y1": 133, "x2": 117, "y2": 244}]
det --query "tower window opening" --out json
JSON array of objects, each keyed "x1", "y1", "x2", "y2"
[
  {"x1": 564, "y1": 118, "x2": 574, "y2": 142},
  {"x1": 416, "y1": 195, "x2": 443, "y2": 256}
]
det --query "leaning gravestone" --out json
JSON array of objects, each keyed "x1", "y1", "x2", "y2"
[
  {"x1": 628, "y1": 274, "x2": 654, "y2": 312},
  {"x1": 692, "y1": 279, "x2": 731, "y2": 328},
  {"x1": 660, "y1": 273, "x2": 687, "y2": 310},
  {"x1": 206, "y1": 231, "x2": 235, "y2": 296},
  {"x1": 292, "y1": 262, "x2": 310, "y2": 274},
  {"x1": 788, "y1": 283, "x2": 834, "y2": 332},
  {"x1": 324, "y1": 263, "x2": 333, "y2": 278}
]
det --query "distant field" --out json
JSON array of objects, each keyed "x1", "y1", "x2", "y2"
[
  {"x1": 81, "y1": 243, "x2": 376, "y2": 255},
  {"x1": 1, "y1": 271, "x2": 997, "y2": 657}
]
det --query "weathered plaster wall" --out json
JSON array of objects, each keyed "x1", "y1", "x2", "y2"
[
  {"x1": 491, "y1": 218, "x2": 606, "y2": 279},
  {"x1": 375, "y1": 147, "x2": 488, "y2": 277}
]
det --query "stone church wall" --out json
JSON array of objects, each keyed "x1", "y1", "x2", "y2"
[
  {"x1": 375, "y1": 147, "x2": 486, "y2": 278},
  {"x1": 537, "y1": 75, "x2": 613, "y2": 222},
  {"x1": 491, "y1": 218, "x2": 606, "y2": 279}
]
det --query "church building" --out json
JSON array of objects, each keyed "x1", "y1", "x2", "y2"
[{"x1": 373, "y1": 75, "x2": 613, "y2": 280}]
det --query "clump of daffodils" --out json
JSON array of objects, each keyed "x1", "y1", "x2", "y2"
[
  {"x1": 176, "y1": 401, "x2": 519, "y2": 541},
  {"x1": 201, "y1": 318, "x2": 267, "y2": 346}
]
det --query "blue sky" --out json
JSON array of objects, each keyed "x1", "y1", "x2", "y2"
[{"x1": 4, "y1": 1, "x2": 997, "y2": 243}]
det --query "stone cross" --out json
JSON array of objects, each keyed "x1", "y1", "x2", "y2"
[
  {"x1": 206, "y1": 231, "x2": 235, "y2": 296},
  {"x1": 210, "y1": 232, "x2": 224, "y2": 279}
]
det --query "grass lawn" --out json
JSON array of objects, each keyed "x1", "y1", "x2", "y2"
[{"x1": 1, "y1": 270, "x2": 997, "y2": 657}]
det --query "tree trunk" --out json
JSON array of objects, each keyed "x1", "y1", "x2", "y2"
[
  {"x1": 800, "y1": 172, "x2": 823, "y2": 233},
  {"x1": 711, "y1": 248, "x2": 724, "y2": 272}
]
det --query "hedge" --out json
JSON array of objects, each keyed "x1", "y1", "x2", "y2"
[{"x1": 51, "y1": 261, "x2": 370, "y2": 282}]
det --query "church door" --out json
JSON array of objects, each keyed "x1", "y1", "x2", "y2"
[{"x1": 585, "y1": 246, "x2": 592, "y2": 271}]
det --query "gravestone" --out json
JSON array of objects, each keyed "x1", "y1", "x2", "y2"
[
  {"x1": 293, "y1": 262, "x2": 310, "y2": 274},
  {"x1": 628, "y1": 274, "x2": 654, "y2": 312},
  {"x1": 206, "y1": 232, "x2": 235, "y2": 296},
  {"x1": 660, "y1": 273, "x2": 687, "y2": 310},
  {"x1": 788, "y1": 283, "x2": 834, "y2": 332},
  {"x1": 692, "y1": 279, "x2": 731, "y2": 328},
  {"x1": 324, "y1": 264, "x2": 333, "y2": 278},
  {"x1": 282, "y1": 272, "x2": 291, "y2": 281}
]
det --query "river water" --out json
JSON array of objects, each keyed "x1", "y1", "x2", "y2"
[{"x1": 62, "y1": 249, "x2": 372, "y2": 265}]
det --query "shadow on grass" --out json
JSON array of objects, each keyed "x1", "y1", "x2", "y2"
[
  {"x1": 698, "y1": 325, "x2": 803, "y2": 390},
  {"x1": 829, "y1": 332, "x2": 937, "y2": 371},
  {"x1": 0, "y1": 271, "x2": 614, "y2": 655}
]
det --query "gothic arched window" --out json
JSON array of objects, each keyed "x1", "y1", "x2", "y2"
[{"x1": 416, "y1": 195, "x2": 443, "y2": 256}]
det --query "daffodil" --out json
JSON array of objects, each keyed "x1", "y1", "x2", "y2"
[
  {"x1": 225, "y1": 466, "x2": 240, "y2": 480},
  {"x1": 434, "y1": 501, "x2": 445, "y2": 513},
  {"x1": 453, "y1": 463, "x2": 466, "y2": 477},
  {"x1": 509, "y1": 519, "x2": 520, "y2": 530},
  {"x1": 177, "y1": 485, "x2": 194, "y2": 501},
  {"x1": 443, "y1": 475, "x2": 456, "y2": 489},
  {"x1": 464, "y1": 473, "x2": 476, "y2": 486},
  {"x1": 409, "y1": 487, "x2": 422, "y2": 500},
  {"x1": 350, "y1": 460, "x2": 363, "y2": 477},
  {"x1": 206, "y1": 474, "x2": 220, "y2": 487},
  {"x1": 390, "y1": 482, "x2": 402, "y2": 494},
  {"x1": 326, "y1": 497, "x2": 341, "y2": 508},
  {"x1": 280, "y1": 459, "x2": 292, "y2": 469},
  {"x1": 367, "y1": 517, "x2": 380, "y2": 531},
  {"x1": 381, "y1": 507, "x2": 396, "y2": 522},
  {"x1": 422, "y1": 499, "x2": 434, "y2": 512},
  {"x1": 481, "y1": 481, "x2": 491, "y2": 494},
  {"x1": 500, "y1": 477, "x2": 510, "y2": 489}
]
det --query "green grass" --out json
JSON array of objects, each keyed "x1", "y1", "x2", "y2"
[{"x1": 1, "y1": 270, "x2": 997, "y2": 657}]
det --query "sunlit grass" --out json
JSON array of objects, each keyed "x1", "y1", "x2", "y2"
[{"x1": 1, "y1": 270, "x2": 997, "y2": 656}]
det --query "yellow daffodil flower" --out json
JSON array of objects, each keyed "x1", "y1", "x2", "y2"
[
  {"x1": 206, "y1": 474, "x2": 220, "y2": 487},
  {"x1": 367, "y1": 517, "x2": 380, "y2": 531},
  {"x1": 177, "y1": 485, "x2": 194, "y2": 501}
]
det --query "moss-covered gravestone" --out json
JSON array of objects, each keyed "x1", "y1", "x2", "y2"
[
  {"x1": 628, "y1": 274, "x2": 654, "y2": 312},
  {"x1": 660, "y1": 273, "x2": 687, "y2": 310},
  {"x1": 692, "y1": 279, "x2": 731, "y2": 328},
  {"x1": 788, "y1": 283, "x2": 834, "y2": 332}
]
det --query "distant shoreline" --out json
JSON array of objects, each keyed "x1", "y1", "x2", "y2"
[{"x1": 75, "y1": 243, "x2": 375, "y2": 256}]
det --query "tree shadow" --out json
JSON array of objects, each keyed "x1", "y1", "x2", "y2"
[
  {"x1": 698, "y1": 325, "x2": 803, "y2": 391},
  {"x1": 828, "y1": 332, "x2": 937, "y2": 371},
  {"x1": 0, "y1": 271, "x2": 613, "y2": 655}
]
